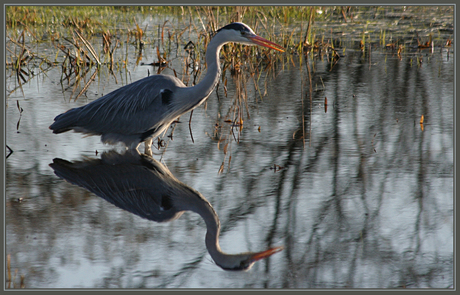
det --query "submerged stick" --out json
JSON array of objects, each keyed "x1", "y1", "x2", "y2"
[{"x1": 189, "y1": 110, "x2": 195, "y2": 143}]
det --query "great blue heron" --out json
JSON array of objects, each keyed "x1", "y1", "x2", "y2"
[
  {"x1": 50, "y1": 150, "x2": 283, "y2": 271},
  {"x1": 49, "y1": 22, "x2": 284, "y2": 152}
]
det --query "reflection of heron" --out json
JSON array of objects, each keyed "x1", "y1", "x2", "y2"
[
  {"x1": 49, "y1": 23, "x2": 284, "y2": 152},
  {"x1": 50, "y1": 150, "x2": 283, "y2": 271}
]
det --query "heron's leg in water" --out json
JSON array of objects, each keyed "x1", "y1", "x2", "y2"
[
  {"x1": 130, "y1": 141, "x2": 141, "y2": 151},
  {"x1": 144, "y1": 148, "x2": 153, "y2": 156},
  {"x1": 144, "y1": 138, "x2": 153, "y2": 155},
  {"x1": 127, "y1": 147, "x2": 142, "y2": 156}
]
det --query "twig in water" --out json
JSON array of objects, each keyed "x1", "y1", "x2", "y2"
[
  {"x1": 189, "y1": 110, "x2": 194, "y2": 143},
  {"x1": 6, "y1": 145, "x2": 13, "y2": 159}
]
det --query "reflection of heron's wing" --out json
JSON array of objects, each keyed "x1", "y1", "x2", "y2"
[{"x1": 50, "y1": 156, "x2": 184, "y2": 222}]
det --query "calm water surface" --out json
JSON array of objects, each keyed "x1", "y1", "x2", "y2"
[{"x1": 5, "y1": 12, "x2": 454, "y2": 289}]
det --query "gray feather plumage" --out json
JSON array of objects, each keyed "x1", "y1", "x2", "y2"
[{"x1": 50, "y1": 75, "x2": 186, "y2": 146}]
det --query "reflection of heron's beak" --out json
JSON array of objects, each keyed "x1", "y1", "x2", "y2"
[
  {"x1": 249, "y1": 246, "x2": 284, "y2": 262},
  {"x1": 249, "y1": 35, "x2": 285, "y2": 52}
]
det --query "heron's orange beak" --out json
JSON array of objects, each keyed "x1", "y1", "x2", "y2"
[
  {"x1": 249, "y1": 36, "x2": 285, "y2": 52},
  {"x1": 249, "y1": 246, "x2": 284, "y2": 262}
]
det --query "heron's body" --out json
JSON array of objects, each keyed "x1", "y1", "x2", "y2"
[
  {"x1": 49, "y1": 22, "x2": 284, "y2": 150},
  {"x1": 50, "y1": 75, "x2": 191, "y2": 149}
]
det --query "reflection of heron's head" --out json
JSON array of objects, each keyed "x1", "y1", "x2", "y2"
[{"x1": 214, "y1": 246, "x2": 284, "y2": 271}]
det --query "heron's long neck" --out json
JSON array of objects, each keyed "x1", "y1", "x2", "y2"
[
  {"x1": 203, "y1": 207, "x2": 226, "y2": 263},
  {"x1": 186, "y1": 36, "x2": 225, "y2": 108},
  {"x1": 184, "y1": 190, "x2": 228, "y2": 263}
]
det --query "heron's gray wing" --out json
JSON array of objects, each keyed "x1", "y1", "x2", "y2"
[
  {"x1": 53, "y1": 74, "x2": 185, "y2": 136},
  {"x1": 50, "y1": 154, "x2": 184, "y2": 222}
]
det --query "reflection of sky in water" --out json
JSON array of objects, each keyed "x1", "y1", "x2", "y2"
[{"x1": 6, "y1": 36, "x2": 453, "y2": 288}]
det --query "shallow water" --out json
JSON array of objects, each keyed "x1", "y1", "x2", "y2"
[{"x1": 5, "y1": 9, "x2": 454, "y2": 289}]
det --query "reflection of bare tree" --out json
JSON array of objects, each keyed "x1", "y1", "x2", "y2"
[{"x1": 243, "y1": 52, "x2": 453, "y2": 288}]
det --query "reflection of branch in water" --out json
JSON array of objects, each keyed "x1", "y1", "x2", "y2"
[
  {"x1": 188, "y1": 110, "x2": 195, "y2": 143},
  {"x1": 49, "y1": 150, "x2": 283, "y2": 271},
  {"x1": 6, "y1": 145, "x2": 13, "y2": 159},
  {"x1": 15, "y1": 100, "x2": 23, "y2": 131},
  {"x1": 266, "y1": 50, "x2": 453, "y2": 288},
  {"x1": 305, "y1": 55, "x2": 313, "y2": 147}
]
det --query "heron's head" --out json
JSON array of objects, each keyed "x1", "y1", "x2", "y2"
[
  {"x1": 215, "y1": 246, "x2": 284, "y2": 271},
  {"x1": 216, "y1": 22, "x2": 285, "y2": 52}
]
